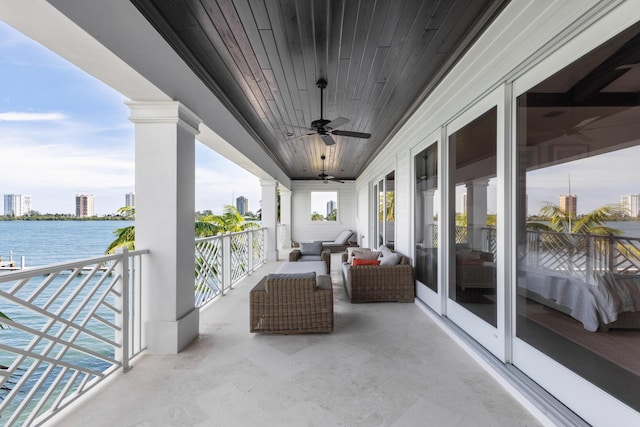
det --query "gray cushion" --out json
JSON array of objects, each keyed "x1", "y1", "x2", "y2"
[
  {"x1": 299, "y1": 255, "x2": 322, "y2": 261},
  {"x1": 300, "y1": 241, "x2": 323, "y2": 255},
  {"x1": 379, "y1": 245, "x2": 393, "y2": 257},
  {"x1": 267, "y1": 272, "x2": 316, "y2": 280},
  {"x1": 379, "y1": 252, "x2": 402, "y2": 265}
]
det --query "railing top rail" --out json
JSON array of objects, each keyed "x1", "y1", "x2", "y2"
[
  {"x1": 526, "y1": 228, "x2": 640, "y2": 241},
  {"x1": 195, "y1": 227, "x2": 266, "y2": 243},
  {"x1": 0, "y1": 249, "x2": 150, "y2": 282}
]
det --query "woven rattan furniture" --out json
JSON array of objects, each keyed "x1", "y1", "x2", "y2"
[
  {"x1": 250, "y1": 273, "x2": 333, "y2": 334},
  {"x1": 341, "y1": 252, "x2": 415, "y2": 303},
  {"x1": 289, "y1": 246, "x2": 332, "y2": 271}
]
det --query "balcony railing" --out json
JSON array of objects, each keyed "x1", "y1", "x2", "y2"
[
  {"x1": 0, "y1": 248, "x2": 148, "y2": 426},
  {"x1": 194, "y1": 228, "x2": 266, "y2": 307},
  {"x1": 0, "y1": 227, "x2": 267, "y2": 425},
  {"x1": 523, "y1": 230, "x2": 640, "y2": 282}
]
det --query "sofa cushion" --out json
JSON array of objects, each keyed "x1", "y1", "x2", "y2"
[
  {"x1": 352, "y1": 249, "x2": 380, "y2": 262},
  {"x1": 267, "y1": 272, "x2": 316, "y2": 280},
  {"x1": 299, "y1": 255, "x2": 322, "y2": 262},
  {"x1": 346, "y1": 247, "x2": 366, "y2": 264},
  {"x1": 352, "y1": 258, "x2": 381, "y2": 266},
  {"x1": 379, "y1": 252, "x2": 402, "y2": 265},
  {"x1": 300, "y1": 241, "x2": 323, "y2": 255}
]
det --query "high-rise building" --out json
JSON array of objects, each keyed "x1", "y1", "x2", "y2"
[
  {"x1": 461, "y1": 193, "x2": 468, "y2": 215},
  {"x1": 558, "y1": 194, "x2": 577, "y2": 217},
  {"x1": 4, "y1": 194, "x2": 29, "y2": 216},
  {"x1": 236, "y1": 196, "x2": 248, "y2": 215},
  {"x1": 125, "y1": 192, "x2": 135, "y2": 208},
  {"x1": 327, "y1": 200, "x2": 336, "y2": 217},
  {"x1": 621, "y1": 194, "x2": 640, "y2": 217},
  {"x1": 76, "y1": 194, "x2": 95, "y2": 218}
]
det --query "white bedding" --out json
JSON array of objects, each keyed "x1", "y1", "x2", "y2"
[{"x1": 519, "y1": 268, "x2": 640, "y2": 332}]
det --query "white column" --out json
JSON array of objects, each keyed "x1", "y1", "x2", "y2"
[
  {"x1": 128, "y1": 101, "x2": 201, "y2": 354},
  {"x1": 466, "y1": 178, "x2": 490, "y2": 251},
  {"x1": 261, "y1": 179, "x2": 278, "y2": 261},
  {"x1": 279, "y1": 187, "x2": 292, "y2": 249}
]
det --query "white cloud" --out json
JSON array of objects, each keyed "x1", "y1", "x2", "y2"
[{"x1": 0, "y1": 111, "x2": 67, "y2": 121}]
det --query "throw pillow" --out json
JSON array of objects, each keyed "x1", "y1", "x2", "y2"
[
  {"x1": 352, "y1": 249, "x2": 380, "y2": 262},
  {"x1": 347, "y1": 247, "x2": 368, "y2": 264},
  {"x1": 300, "y1": 241, "x2": 322, "y2": 256},
  {"x1": 352, "y1": 258, "x2": 381, "y2": 266},
  {"x1": 378, "y1": 245, "x2": 393, "y2": 258},
  {"x1": 379, "y1": 252, "x2": 402, "y2": 265}
]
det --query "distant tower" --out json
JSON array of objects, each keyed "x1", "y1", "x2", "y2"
[
  {"x1": 76, "y1": 194, "x2": 95, "y2": 218},
  {"x1": 236, "y1": 196, "x2": 248, "y2": 216},
  {"x1": 327, "y1": 200, "x2": 336, "y2": 217},
  {"x1": 621, "y1": 194, "x2": 640, "y2": 217},
  {"x1": 558, "y1": 194, "x2": 577, "y2": 217},
  {"x1": 4, "y1": 194, "x2": 26, "y2": 216},
  {"x1": 125, "y1": 192, "x2": 135, "y2": 208}
]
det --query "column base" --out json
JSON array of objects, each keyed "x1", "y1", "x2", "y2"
[{"x1": 145, "y1": 308, "x2": 199, "y2": 354}]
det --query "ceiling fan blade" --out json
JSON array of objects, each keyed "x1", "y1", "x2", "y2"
[
  {"x1": 331, "y1": 130, "x2": 371, "y2": 139},
  {"x1": 325, "y1": 117, "x2": 349, "y2": 130},
  {"x1": 283, "y1": 132, "x2": 314, "y2": 142},
  {"x1": 329, "y1": 177, "x2": 344, "y2": 183},
  {"x1": 279, "y1": 123, "x2": 313, "y2": 131},
  {"x1": 320, "y1": 134, "x2": 336, "y2": 146}
]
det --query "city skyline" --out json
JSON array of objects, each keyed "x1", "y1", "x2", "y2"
[{"x1": 0, "y1": 21, "x2": 261, "y2": 216}]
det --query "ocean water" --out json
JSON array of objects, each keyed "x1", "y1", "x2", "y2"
[
  {"x1": 0, "y1": 220, "x2": 133, "y2": 268},
  {"x1": 0, "y1": 221, "x2": 134, "y2": 421}
]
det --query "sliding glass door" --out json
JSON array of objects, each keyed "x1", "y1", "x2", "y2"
[
  {"x1": 513, "y1": 21, "x2": 640, "y2": 423},
  {"x1": 446, "y1": 93, "x2": 504, "y2": 357}
]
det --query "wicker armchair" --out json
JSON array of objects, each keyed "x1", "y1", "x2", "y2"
[
  {"x1": 250, "y1": 273, "x2": 334, "y2": 334},
  {"x1": 289, "y1": 247, "x2": 332, "y2": 271},
  {"x1": 341, "y1": 252, "x2": 415, "y2": 303}
]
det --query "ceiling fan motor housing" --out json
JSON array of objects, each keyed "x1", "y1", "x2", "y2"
[{"x1": 312, "y1": 119, "x2": 331, "y2": 131}]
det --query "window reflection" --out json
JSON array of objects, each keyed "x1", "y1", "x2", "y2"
[
  {"x1": 449, "y1": 108, "x2": 498, "y2": 326},
  {"x1": 415, "y1": 144, "x2": 438, "y2": 291},
  {"x1": 516, "y1": 22, "x2": 640, "y2": 410}
]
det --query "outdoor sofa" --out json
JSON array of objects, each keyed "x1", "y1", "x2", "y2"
[{"x1": 341, "y1": 246, "x2": 415, "y2": 303}]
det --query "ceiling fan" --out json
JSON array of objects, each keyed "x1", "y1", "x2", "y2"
[
  {"x1": 318, "y1": 154, "x2": 343, "y2": 183},
  {"x1": 284, "y1": 78, "x2": 371, "y2": 146}
]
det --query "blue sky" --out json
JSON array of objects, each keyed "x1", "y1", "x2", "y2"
[{"x1": 0, "y1": 21, "x2": 261, "y2": 216}]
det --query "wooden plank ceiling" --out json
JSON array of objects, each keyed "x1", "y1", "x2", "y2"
[{"x1": 131, "y1": 0, "x2": 508, "y2": 181}]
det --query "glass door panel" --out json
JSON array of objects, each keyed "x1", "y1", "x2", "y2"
[
  {"x1": 415, "y1": 143, "x2": 438, "y2": 293},
  {"x1": 514, "y1": 21, "x2": 640, "y2": 417},
  {"x1": 446, "y1": 102, "x2": 503, "y2": 357}
]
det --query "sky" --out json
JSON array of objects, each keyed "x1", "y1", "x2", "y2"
[{"x1": 0, "y1": 21, "x2": 261, "y2": 216}]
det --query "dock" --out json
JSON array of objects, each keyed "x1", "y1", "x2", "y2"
[{"x1": 0, "y1": 252, "x2": 25, "y2": 271}]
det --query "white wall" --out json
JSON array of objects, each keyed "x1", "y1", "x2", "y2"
[{"x1": 291, "y1": 180, "x2": 356, "y2": 244}]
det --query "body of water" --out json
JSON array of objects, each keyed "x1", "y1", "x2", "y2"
[{"x1": 0, "y1": 220, "x2": 133, "y2": 268}]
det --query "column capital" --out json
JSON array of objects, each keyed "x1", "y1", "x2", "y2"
[
  {"x1": 126, "y1": 100, "x2": 201, "y2": 135},
  {"x1": 260, "y1": 179, "x2": 278, "y2": 188}
]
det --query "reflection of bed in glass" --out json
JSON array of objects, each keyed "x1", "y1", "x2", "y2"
[{"x1": 518, "y1": 267, "x2": 640, "y2": 332}]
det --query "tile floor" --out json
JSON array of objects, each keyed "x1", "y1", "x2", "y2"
[{"x1": 53, "y1": 253, "x2": 543, "y2": 427}]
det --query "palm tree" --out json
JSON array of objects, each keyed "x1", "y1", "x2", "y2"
[
  {"x1": 106, "y1": 205, "x2": 258, "y2": 254},
  {"x1": 106, "y1": 206, "x2": 135, "y2": 254},
  {"x1": 527, "y1": 202, "x2": 625, "y2": 235},
  {"x1": 526, "y1": 202, "x2": 628, "y2": 274},
  {"x1": 0, "y1": 311, "x2": 10, "y2": 329}
]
